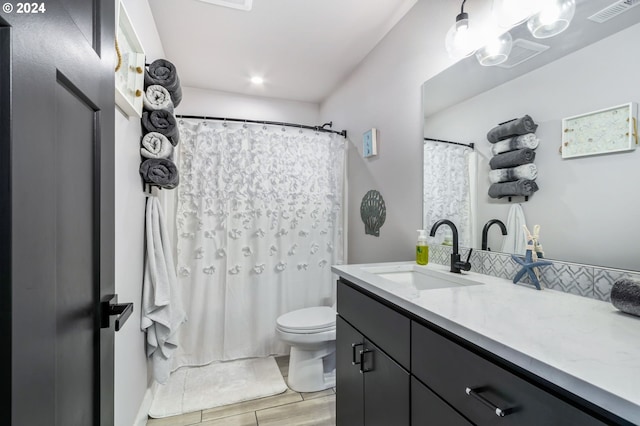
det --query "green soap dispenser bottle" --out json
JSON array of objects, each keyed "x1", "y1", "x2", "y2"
[{"x1": 416, "y1": 229, "x2": 429, "y2": 265}]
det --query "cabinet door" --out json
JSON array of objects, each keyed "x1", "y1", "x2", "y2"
[
  {"x1": 363, "y1": 339, "x2": 410, "y2": 426},
  {"x1": 412, "y1": 377, "x2": 473, "y2": 426},
  {"x1": 336, "y1": 316, "x2": 365, "y2": 426}
]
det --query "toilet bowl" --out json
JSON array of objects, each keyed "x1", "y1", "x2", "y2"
[{"x1": 276, "y1": 306, "x2": 336, "y2": 393}]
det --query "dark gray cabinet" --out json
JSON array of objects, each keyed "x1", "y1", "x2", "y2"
[
  {"x1": 411, "y1": 378, "x2": 473, "y2": 426},
  {"x1": 336, "y1": 285, "x2": 410, "y2": 426},
  {"x1": 336, "y1": 278, "x2": 627, "y2": 426}
]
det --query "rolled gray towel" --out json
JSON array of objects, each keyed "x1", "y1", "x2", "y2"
[
  {"x1": 141, "y1": 132, "x2": 174, "y2": 160},
  {"x1": 487, "y1": 115, "x2": 538, "y2": 143},
  {"x1": 143, "y1": 85, "x2": 174, "y2": 114},
  {"x1": 489, "y1": 164, "x2": 537, "y2": 184},
  {"x1": 489, "y1": 148, "x2": 536, "y2": 170},
  {"x1": 491, "y1": 133, "x2": 539, "y2": 156},
  {"x1": 141, "y1": 110, "x2": 179, "y2": 146},
  {"x1": 611, "y1": 279, "x2": 640, "y2": 317},
  {"x1": 488, "y1": 179, "x2": 538, "y2": 199},
  {"x1": 145, "y1": 59, "x2": 182, "y2": 107},
  {"x1": 140, "y1": 158, "x2": 179, "y2": 189}
]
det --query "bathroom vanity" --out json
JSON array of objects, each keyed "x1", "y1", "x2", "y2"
[{"x1": 332, "y1": 262, "x2": 640, "y2": 426}]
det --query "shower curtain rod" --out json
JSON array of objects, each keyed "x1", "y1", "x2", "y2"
[
  {"x1": 424, "y1": 137, "x2": 475, "y2": 150},
  {"x1": 176, "y1": 115, "x2": 347, "y2": 138}
]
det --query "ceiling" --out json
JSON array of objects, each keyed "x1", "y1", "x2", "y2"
[{"x1": 148, "y1": 0, "x2": 417, "y2": 104}]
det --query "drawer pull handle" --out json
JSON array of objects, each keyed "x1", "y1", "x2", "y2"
[
  {"x1": 465, "y1": 387, "x2": 509, "y2": 417},
  {"x1": 351, "y1": 342, "x2": 364, "y2": 365},
  {"x1": 359, "y1": 349, "x2": 373, "y2": 374}
]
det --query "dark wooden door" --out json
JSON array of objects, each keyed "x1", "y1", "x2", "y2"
[
  {"x1": 362, "y1": 339, "x2": 410, "y2": 426},
  {"x1": 1, "y1": 1, "x2": 115, "y2": 424},
  {"x1": 336, "y1": 316, "x2": 365, "y2": 426}
]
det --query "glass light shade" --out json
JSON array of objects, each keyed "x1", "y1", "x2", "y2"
[
  {"x1": 445, "y1": 17, "x2": 477, "y2": 59},
  {"x1": 491, "y1": 0, "x2": 539, "y2": 28},
  {"x1": 527, "y1": 0, "x2": 575, "y2": 39},
  {"x1": 475, "y1": 31, "x2": 513, "y2": 66}
]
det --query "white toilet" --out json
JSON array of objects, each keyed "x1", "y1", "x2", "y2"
[{"x1": 276, "y1": 305, "x2": 336, "y2": 393}]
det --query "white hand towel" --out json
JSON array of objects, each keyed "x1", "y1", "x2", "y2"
[
  {"x1": 141, "y1": 132, "x2": 174, "y2": 160},
  {"x1": 143, "y1": 84, "x2": 174, "y2": 113},
  {"x1": 500, "y1": 203, "x2": 528, "y2": 255},
  {"x1": 141, "y1": 196, "x2": 187, "y2": 384}
]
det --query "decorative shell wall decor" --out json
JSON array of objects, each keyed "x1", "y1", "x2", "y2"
[{"x1": 360, "y1": 190, "x2": 386, "y2": 237}]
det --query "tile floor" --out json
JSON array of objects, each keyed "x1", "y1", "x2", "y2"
[{"x1": 147, "y1": 356, "x2": 336, "y2": 426}]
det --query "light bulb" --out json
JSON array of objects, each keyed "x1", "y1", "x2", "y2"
[
  {"x1": 475, "y1": 31, "x2": 513, "y2": 66},
  {"x1": 445, "y1": 13, "x2": 477, "y2": 59},
  {"x1": 250, "y1": 76, "x2": 264, "y2": 85},
  {"x1": 527, "y1": 0, "x2": 575, "y2": 39}
]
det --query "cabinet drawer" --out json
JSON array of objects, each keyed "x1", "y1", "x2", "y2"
[
  {"x1": 337, "y1": 280, "x2": 410, "y2": 370},
  {"x1": 412, "y1": 322, "x2": 607, "y2": 426},
  {"x1": 412, "y1": 377, "x2": 473, "y2": 426}
]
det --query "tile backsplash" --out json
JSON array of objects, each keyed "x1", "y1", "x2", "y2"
[{"x1": 429, "y1": 245, "x2": 640, "y2": 302}]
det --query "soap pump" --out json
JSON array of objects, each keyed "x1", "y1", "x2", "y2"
[{"x1": 416, "y1": 230, "x2": 429, "y2": 265}]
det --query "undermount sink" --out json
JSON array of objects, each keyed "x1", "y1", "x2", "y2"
[{"x1": 361, "y1": 264, "x2": 483, "y2": 291}]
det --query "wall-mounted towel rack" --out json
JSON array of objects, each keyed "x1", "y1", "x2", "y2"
[
  {"x1": 176, "y1": 115, "x2": 348, "y2": 138},
  {"x1": 424, "y1": 137, "x2": 475, "y2": 150},
  {"x1": 508, "y1": 196, "x2": 529, "y2": 202}
]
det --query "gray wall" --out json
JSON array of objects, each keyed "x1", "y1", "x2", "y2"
[
  {"x1": 114, "y1": 1, "x2": 166, "y2": 424},
  {"x1": 425, "y1": 22, "x2": 640, "y2": 271},
  {"x1": 320, "y1": 0, "x2": 494, "y2": 263}
]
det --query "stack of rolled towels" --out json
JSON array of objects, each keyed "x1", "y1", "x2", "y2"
[
  {"x1": 486, "y1": 115, "x2": 540, "y2": 199},
  {"x1": 139, "y1": 59, "x2": 182, "y2": 190}
]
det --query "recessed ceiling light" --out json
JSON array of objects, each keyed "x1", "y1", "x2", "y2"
[{"x1": 250, "y1": 76, "x2": 264, "y2": 85}]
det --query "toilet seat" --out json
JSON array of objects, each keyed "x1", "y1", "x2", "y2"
[{"x1": 276, "y1": 306, "x2": 336, "y2": 334}]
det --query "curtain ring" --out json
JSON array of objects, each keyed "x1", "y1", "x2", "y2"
[
  {"x1": 262, "y1": 121, "x2": 267, "y2": 130},
  {"x1": 299, "y1": 125, "x2": 303, "y2": 134},
  {"x1": 281, "y1": 126, "x2": 286, "y2": 132},
  {"x1": 243, "y1": 120, "x2": 248, "y2": 129},
  {"x1": 223, "y1": 118, "x2": 227, "y2": 127}
]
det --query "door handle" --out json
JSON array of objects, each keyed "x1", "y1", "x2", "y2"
[
  {"x1": 351, "y1": 342, "x2": 364, "y2": 365},
  {"x1": 465, "y1": 387, "x2": 511, "y2": 417},
  {"x1": 101, "y1": 294, "x2": 134, "y2": 332},
  {"x1": 359, "y1": 348, "x2": 373, "y2": 374}
]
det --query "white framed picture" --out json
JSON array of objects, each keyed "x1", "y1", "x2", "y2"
[
  {"x1": 561, "y1": 102, "x2": 638, "y2": 159},
  {"x1": 363, "y1": 128, "x2": 377, "y2": 158},
  {"x1": 115, "y1": 0, "x2": 146, "y2": 118}
]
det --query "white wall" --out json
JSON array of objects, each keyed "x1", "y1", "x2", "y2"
[
  {"x1": 320, "y1": 0, "x2": 492, "y2": 263},
  {"x1": 115, "y1": 1, "x2": 165, "y2": 425},
  {"x1": 424, "y1": 23, "x2": 640, "y2": 271},
  {"x1": 177, "y1": 86, "x2": 320, "y2": 124}
]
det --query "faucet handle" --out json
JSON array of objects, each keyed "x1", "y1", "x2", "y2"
[{"x1": 465, "y1": 249, "x2": 473, "y2": 264}]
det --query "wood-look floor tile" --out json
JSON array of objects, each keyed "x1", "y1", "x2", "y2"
[
  {"x1": 147, "y1": 410, "x2": 202, "y2": 426},
  {"x1": 255, "y1": 394, "x2": 336, "y2": 426},
  {"x1": 200, "y1": 412, "x2": 258, "y2": 426},
  {"x1": 202, "y1": 389, "x2": 302, "y2": 422},
  {"x1": 300, "y1": 388, "x2": 335, "y2": 400}
]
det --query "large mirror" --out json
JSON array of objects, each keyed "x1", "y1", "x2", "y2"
[{"x1": 422, "y1": 0, "x2": 640, "y2": 271}]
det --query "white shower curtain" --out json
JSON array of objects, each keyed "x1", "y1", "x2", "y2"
[
  {"x1": 173, "y1": 120, "x2": 345, "y2": 368},
  {"x1": 423, "y1": 142, "x2": 477, "y2": 247}
]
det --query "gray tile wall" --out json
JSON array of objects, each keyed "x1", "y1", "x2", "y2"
[{"x1": 428, "y1": 245, "x2": 640, "y2": 302}]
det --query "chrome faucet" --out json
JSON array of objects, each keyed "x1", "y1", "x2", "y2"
[
  {"x1": 429, "y1": 219, "x2": 472, "y2": 274},
  {"x1": 481, "y1": 219, "x2": 507, "y2": 251}
]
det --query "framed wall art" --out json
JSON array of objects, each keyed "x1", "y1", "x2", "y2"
[
  {"x1": 561, "y1": 102, "x2": 638, "y2": 159},
  {"x1": 363, "y1": 128, "x2": 377, "y2": 158},
  {"x1": 115, "y1": 0, "x2": 146, "y2": 118}
]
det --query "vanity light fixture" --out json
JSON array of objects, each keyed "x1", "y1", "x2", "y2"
[
  {"x1": 527, "y1": 0, "x2": 576, "y2": 39},
  {"x1": 476, "y1": 31, "x2": 513, "y2": 66},
  {"x1": 445, "y1": 0, "x2": 477, "y2": 59},
  {"x1": 491, "y1": 0, "x2": 539, "y2": 28}
]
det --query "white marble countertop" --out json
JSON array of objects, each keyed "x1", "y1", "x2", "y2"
[{"x1": 332, "y1": 261, "x2": 640, "y2": 424}]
